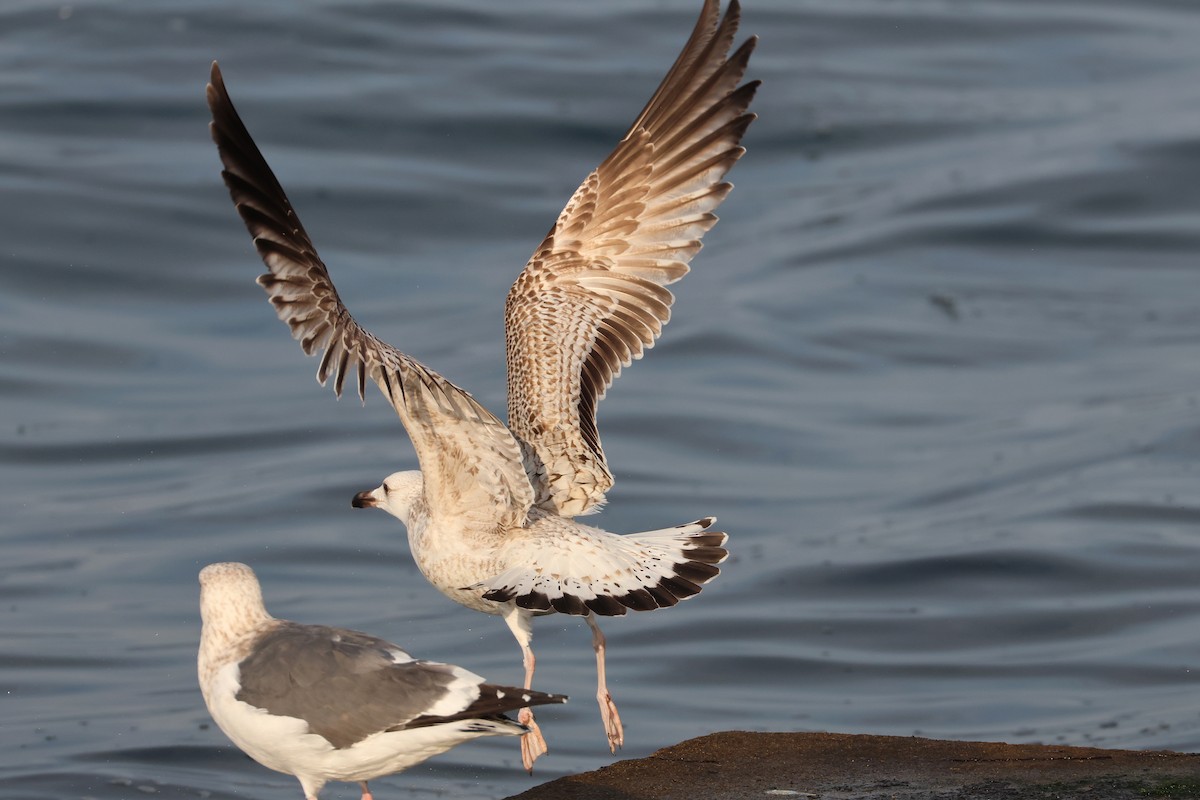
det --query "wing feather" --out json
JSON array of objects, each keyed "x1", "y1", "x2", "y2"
[
  {"x1": 207, "y1": 62, "x2": 533, "y2": 529},
  {"x1": 505, "y1": 1, "x2": 758, "y2": 516}
]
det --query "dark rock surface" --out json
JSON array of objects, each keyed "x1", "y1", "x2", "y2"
[{"x1": 506, "y1": 731, "x2": 1200, "y2": 800}]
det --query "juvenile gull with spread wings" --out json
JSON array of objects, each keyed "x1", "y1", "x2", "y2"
[
  {"x1": 207, "y1": 0, "x2": 757, "y2": 771},
  {"x1": 197, "y1": 562, "x2": 566, "y2": 800}
]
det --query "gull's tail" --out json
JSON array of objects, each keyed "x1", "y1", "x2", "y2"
[{"x1": 477, "y1": 517, "x2": 728, "y2": 616}]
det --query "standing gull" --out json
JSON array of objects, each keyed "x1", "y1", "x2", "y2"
[
  {"x1": 207, "y1": 0, "x2": 757, "y2": 771},
  {"x1": 197, "y1": 562, "x2": 566, "y2": 800}
]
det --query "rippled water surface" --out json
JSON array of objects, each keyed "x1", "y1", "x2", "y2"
[{"x1": 5, "y1": 0, "x2": 1200, "y2": 797}]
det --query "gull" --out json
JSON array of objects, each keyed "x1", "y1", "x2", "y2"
[
  {"x1": 206, "y1": 0, "x2": 757, "y2": 771},
  {"x1": 197, "y1": 562, "x2": 567, "y2": 800}
]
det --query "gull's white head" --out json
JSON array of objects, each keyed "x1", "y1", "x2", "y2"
[
  {"x1": 351, "y1": 470, "x2": 424, "y2": 527},
  {"x1": 198, "y1": 561, "x2": 272, "y2": 634}
]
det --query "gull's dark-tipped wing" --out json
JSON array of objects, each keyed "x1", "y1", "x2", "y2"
[
  {"x1": 207, "y1": 63, "x2": 534, "y2": 529},
  {"x1": 236, "y1": 622, "x2": 566, "y2": 749}
]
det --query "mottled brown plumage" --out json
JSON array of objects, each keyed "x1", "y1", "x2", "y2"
[
  {"x1": 207, "y1": 0, "x2": 757, "y2": 771},
  {"x1": 507, "y1": 0, "x2": 758, "y2": 516}
]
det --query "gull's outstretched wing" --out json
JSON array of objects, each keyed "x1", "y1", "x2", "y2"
[
  {"x1": 505, "y1": 0, "x2": 759, "y2": 517},
  {"x1": 207, "y1": 63, "x2": 533, "y2": 528}
]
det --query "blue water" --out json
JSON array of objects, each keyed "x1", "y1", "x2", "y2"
[{"x1": 4, "y1": 0, "x2": 1200, "y2": 797}]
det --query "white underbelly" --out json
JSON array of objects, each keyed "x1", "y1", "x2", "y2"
[{"x1": 408, "y1": 525, "x2": 507, "y2": 615}]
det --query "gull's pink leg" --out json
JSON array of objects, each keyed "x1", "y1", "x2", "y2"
[
  {"x1": 503, "y1": 606, "x2": 547, "y2": 772},
  {"x1": 358, "y1": 782, "x2": 373, "y2": 800},
  {"x1": 517, "y1": 642, "x2": 548, "y2": 772},
  {"x1": 585, "y1": 614, "x2": 623, "y2": 752}
]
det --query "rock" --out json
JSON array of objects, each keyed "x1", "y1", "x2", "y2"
[{"x1": 505, "y1": 731, "x2": 1200, "y2": 800}]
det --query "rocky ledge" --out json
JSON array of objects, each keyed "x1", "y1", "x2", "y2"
[{"x1": 506, "y1": 731, "x2": 1200, "y2": 800}]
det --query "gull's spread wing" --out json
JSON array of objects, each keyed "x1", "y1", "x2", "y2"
[
  {"x1": 207, "y1": 63, "x2": 533, "y2": 528},
  {"x1": 505, "y1": 0, "x2": 759, "y2": 516}
]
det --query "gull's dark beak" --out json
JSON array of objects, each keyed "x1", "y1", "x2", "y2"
[{"x1": 351, "y1": 490, "x2": 377, "y2": 509}]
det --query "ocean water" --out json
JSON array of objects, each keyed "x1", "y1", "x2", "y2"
[{"x1": 4, "y1": 0, "x2": 1200, "y2": 797}]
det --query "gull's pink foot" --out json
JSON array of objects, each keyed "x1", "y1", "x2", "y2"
[
  {"x1": 598, "y1": 689, "x2": 623, "y2": 752},
  {"x1": 519, "y1": 706, "x2": 548, "y2": 772}
]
